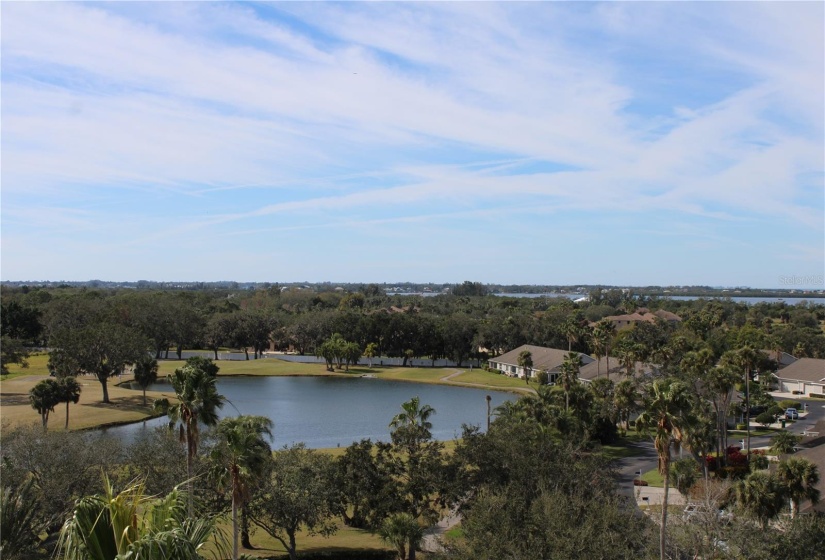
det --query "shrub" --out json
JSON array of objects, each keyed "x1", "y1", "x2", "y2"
[
  {"x1": 768, "y1": 405, "x2": 783, "y2": 418},
  {"x1": 756, "y1": 412, "x2": 775, "y2": 427},
  {"x1": 792, "y1": 390, "x2": 802, "y2": 395},
  {"x1": 811, "y1": 393, "x2": 825, "y2": 399},
  {"x1": 633, "y1": 479, "x2": 649, "y2": 486},
  {"x1": 736, "y1": 423, "x2": 747, "y2": 430},
  {"x1": 749, "y1": 450, "x2": 769, "y2": 471},
  {"x1": 779, "y1": 399, "x2": 802, "y2": 409}
]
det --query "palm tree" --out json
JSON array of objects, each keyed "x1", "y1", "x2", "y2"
[
  {"x1": 562, "y1": 319, "x2": 581, "y2": 352},
  {"x1": 1, "y1": 479, "x2": 43, "y2": 559},
  {"x1": 558, "y1": 352, "x2": 582, "y2": 413},
  {"x1": 517, "y1": 350, "x2": 533, "y2": 384},
  {"x1": 614, "y1": 379, "x2": 638, "y2": 435},
  {"x1": 378, "y1": 512, "x2": 423, "y2": 560},
  {"x1": 776, "y1": 457, "x2": 820, "y2": 518},
  {"x1": 154, "y1": 363, "x2": 225, "y2": 516},
  {"x1": 389, "y1": 397, "x2": 436, "y2": 449},
  {"x1": 57, "y1": 476, "x2": 224, "y2": 560},
  {"x1": 770, "y1": 431, "x2": 801, "y2": 455},
  {"x1": 57, "y1": 376, "x2": 82, "y2": 430},
  {"x1": 733, "y1": 471, "x2": 786, "y2": 529},
  {"x1": 723, "y1": 345, "x2": 759, "y2": 461},
  {"x1": 211, "y1": 415, "x2": 273, "y2": 560},
  {"x1": 364, "y1": 342, "x2": 378, "y2": 368},
  {"x1": 635, "y1": 378, "x2": 692, "y2": 560},
  {"x1": 29, "y1": 378, "x2": 61, "y2": 431},
  {"x1": 595, "y1": 320, "x2": 616, "y2": 377},
  {"x1": 133, "y1": 355, "x2": 159, "y2": 406},
  {"x1": 390, "y1": 397, "x2": 435, "y2": 432}
]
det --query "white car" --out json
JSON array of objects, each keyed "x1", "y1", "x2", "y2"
[{"x1": 785, "y1": 408, "x2": 799, "y2": 420}]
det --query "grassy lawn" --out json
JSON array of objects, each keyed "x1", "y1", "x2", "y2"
[
  {"x1": 641, "y1": 469, "x2": 665, "y2": 488},
  {"x1": 1, "y1": 352, "x2": 51, "y2": 380},
  {"x1": 728, "y1": 427, "x2": 780, "y2": 437},
  {"x1": 213, "y1": 518, "x2": 389, "y2": 559},
  {"x1": 449, "y1": 369, "x2": 534, "y2": 391}
]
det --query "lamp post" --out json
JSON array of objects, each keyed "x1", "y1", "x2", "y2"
[{"x1": 486, "y1": 394, "x2": 492, "y2": 431}]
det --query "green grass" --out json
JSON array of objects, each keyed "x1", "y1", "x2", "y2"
[
  {"x1": 728, "y1": 428, "x2": 780, "y2": 437},
  {"x1": 1, "y1": 353, "x2": 51, "y2": 381},
  {"x1": 449, "y1": 369, "x2": 535, "y2": 390},
  {"x1": 641, "y1": 469, "x2": 664, "y2": 488}
]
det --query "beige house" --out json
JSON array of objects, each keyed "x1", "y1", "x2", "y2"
[
  {"x1": 488, "y1": 344, "x2": 594, "y2": 383},
  {"x1": 772, "y1": 358, "x2": 825, "y2": 397}
]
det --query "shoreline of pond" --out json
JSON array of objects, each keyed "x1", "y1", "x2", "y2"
[{"x1": 100, "y1": 366, "x2": 531, "y2": 435}]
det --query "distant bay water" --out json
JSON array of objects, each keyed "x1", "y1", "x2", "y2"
[{"x1": 390, "y1": 292, "x2": 820, "y2": 304}]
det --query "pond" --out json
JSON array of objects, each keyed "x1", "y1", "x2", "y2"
[{"x1": 104, "y1": 376, "x2": 517, "y2": 449}]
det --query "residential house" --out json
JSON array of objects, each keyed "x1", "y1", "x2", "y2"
[
  {"x1": 488, "y1": 344, "x2": 594, "y2": 383},
  {"x1": 772, "y1": 358, "x2": 825, "y2": 397},
  {"x1": 578, "y1": 360, "x2": 658, "y2": 383}
]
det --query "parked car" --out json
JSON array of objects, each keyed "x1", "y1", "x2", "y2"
[{"x1": 785, "y1": 408, "x2": 799, "y2": 420}]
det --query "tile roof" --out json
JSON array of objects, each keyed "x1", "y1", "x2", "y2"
[
  {"x1": 578, "y1": 360, "x2": 657, "y2": 382},
  {"x1": 490, "y1": 344, "x2": 594, "y2": 372},
  {"x1": 773, "y1": 358, "x2": 825, "y2": 384}
]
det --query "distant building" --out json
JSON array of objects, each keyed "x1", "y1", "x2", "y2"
[{"x1": 598, "y1": 309, "x2": 682, "y2": 330}]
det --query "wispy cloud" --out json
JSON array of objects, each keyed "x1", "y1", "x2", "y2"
[{"x1": 1, "y1": 2, "x2": 822, "y2": 285}]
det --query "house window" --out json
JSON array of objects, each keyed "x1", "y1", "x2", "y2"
[{"x1": 510, "y1": 366, "x2": 516, "y2": 374}]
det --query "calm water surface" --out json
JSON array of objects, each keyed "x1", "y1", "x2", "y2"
[{"x1": 105, "y1": 376, "x2": 516, "y2": 449}]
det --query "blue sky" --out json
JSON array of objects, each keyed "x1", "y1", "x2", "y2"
[{"x1": 1, "y1": 2, "x2": 823, "y2": 288}]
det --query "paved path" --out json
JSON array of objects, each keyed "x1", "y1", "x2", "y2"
[
  {"x1": 420, "y1": 510, "x2": 461, "y2": 553},
  {"x1": 437, "y1": 368, "x2": 535, "y2": 395}
]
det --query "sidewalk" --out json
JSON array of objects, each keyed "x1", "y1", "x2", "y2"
[{"x1": 635, "y1": 486, "x2": 687, "y2": 507}]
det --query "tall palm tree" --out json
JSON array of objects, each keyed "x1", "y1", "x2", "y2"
[
  {"x1": 558, "y1": 352, "x2": 582, "y2": 413},
  {"x1": 562, "y1": 319, "x2": 581, "y2": 352},
  {"x1": 154, "y1": 364, "x2": 225, "y2": 516},
  {"x1": 723, "y1": 345, "x2": 759, "y2": 461},
  {"x1": 57, "y1": 376, "x2": 82, "y2": 430},
  {"x1": 776, "y1": 457, "x2": 820, "y2": 518},
  {"x1": 517, "y1": 350, "x2": 533, "y2": 384},
  {"x1": 57, "y1": 476, "x2": 224, "y2": 560},
  {"x1": 133, "y1": 355, "x2": 159, "y2": 406},
  {"x1": 635, "y1": 378, "x2": 692, "y2": 560},
  {"x1": 733, "y1": 471, "x2": 786, "y2": 529},
  {"x1": 211, "y1": 415, "x2": 273, "y2": 560},
  {"x1": 29, "y1": 378, "x2": 61, "y2": 431},
  {"x1": 595, "y1": 320, "x2": 616, "y2": 377},
  {"x1": 614, "y1": 379, "x2": 638, "y2": 435}
]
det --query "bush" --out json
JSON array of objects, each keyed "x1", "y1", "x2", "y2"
[
  {"x1": 811, "y1": 393, "x2": 825, "y2": 399},
  {"x1": 756, "y1": 412, "x2": 775, "y2": 427},
  {"x1": 768, "y1": 405, "x2": 783, "y2": 418},
  {"x1": 633, "y1": 479, "x2": 649, "y2": 486},
  {"x1": 736, "y1": 423, "x2": 747, "y2": 430},
  {"x1": 792, "y1": 390, "x2": 803, "y2": 395},
  {"x1": 749, "y1": 450, "x2": 769, "y2": 471},
  {"x1": 779, "y1": 399, "x2": 802, "y2": 409}
]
